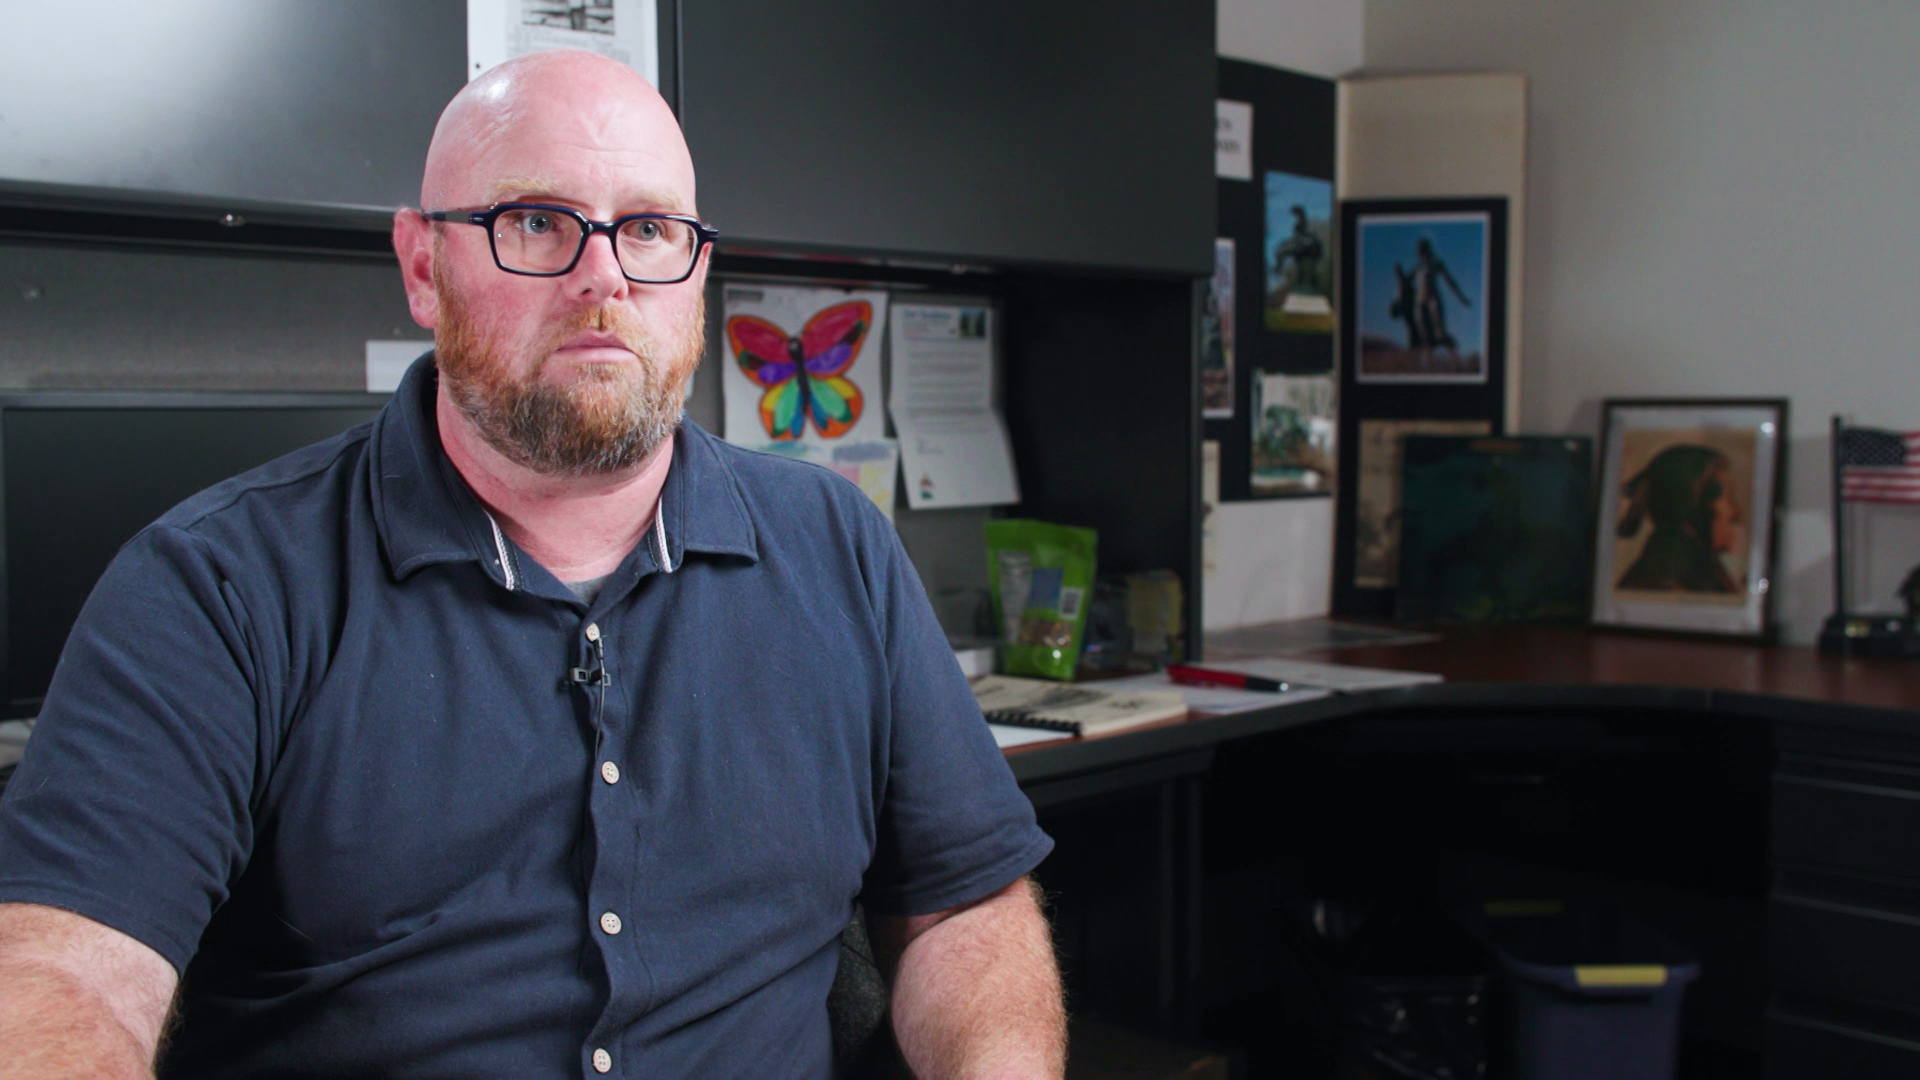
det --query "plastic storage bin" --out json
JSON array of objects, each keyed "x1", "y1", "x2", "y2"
[{"x1": 1477, "y1": 898, "x2": 1700, "y2": 1080}]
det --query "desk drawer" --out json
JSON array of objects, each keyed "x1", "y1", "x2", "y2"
[
  {"x1": 1772, "y1": 758, "x2": 1920, "y2": 882},
  {"x1": 1770, "y1": 892, "x2": 1920, "y2": 1005},
  {"x1": 1768, "y1": 1011, "x2": 1920, "y2": 1080}
]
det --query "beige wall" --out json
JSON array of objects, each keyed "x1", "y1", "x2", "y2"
[{"x1": 1363, "y1": 0, "x2": 1920, "y2": 642}]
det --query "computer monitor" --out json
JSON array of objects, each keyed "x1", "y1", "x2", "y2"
[{"x1": 0, "y1": 392, "x2": 388, "y2": 719}]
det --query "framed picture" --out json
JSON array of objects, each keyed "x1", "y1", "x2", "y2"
[
  {"x1": 1331, "y1": 198, "x2": 1507, "y2": 618},
  {"x1": 1263, "y1": 170, "x2": 1334, "y2": 335},
  {"x1": 1351, "y1": 207, "x2": 1494, "y2": 383},
  {"x1": 1249, "y1": 371, "x2": 1336, "y2": 497},
  {"x1": 1352, "y1": 418, "x2": 1494, "y2": 589},
  {"x1": 1591, "y1": 398, "x2": 1789, "y2": 639},
  {"x1": 1200, "y1": 238, "x2": 1235, "y2": 418},
  {"x1": 1396, "y1": 435, "x2": 1593, "y2": 624}
]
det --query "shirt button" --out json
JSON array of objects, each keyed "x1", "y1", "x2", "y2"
[
  {"x1": 585, "y1": 622, "x2": 601, "y2": 642},
  {"x1": 601, "y1": 761, "x2": 620, "y2": 784},
  {"x1": 600, "y1": 911, "x2": 623, "y2": 935},
  {"x1": 591, "y1": 1047, "x2": 612, "y2": 1073}
]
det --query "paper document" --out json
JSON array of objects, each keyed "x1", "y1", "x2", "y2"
[
  {"x1": 1201, "y1": 658, "x2": 1443, "y2": 693},
  {"x1": 1096, "y1": 673, "x2": 1331, "y2": 715},
  {"x1": 365, "y1": 341, "x2": 431, "y2": 392},
  {"x1": 990, "y1": 723, "x2": 1072, "y2": 749},
  {"x1": 889, "y1": 303, "x2": 1020, "y2": 509},
  {"x1": 0, "y1": 719, "x2": 33, "y2": 770},
  {"x1": 752, "y1": 439, "x2": 900, "y2": 521},
  {"x1": 467, "y1": 0, "x2": 658, "y2": 87}
]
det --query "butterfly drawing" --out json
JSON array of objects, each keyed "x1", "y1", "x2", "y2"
[{"x1": 727, "y1": 300, "x2": 872, "y2": 440}]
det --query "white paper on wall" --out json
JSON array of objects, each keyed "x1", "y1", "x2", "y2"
[
  {"x1": 888, "y1": 302, "x2": 1019, "y2": 509},
  {"x1": 467, "y1": 0, "x2": 659, "y2": 88}
]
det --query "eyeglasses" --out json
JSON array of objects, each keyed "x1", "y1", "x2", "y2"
[{"x1": 421, "y1": 202, "x2": 719, "y2": 284}]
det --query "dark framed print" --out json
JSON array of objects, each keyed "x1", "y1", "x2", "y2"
[
  {"x1": 1591, "y1": 398, "x2": 1789, "y2": 639},
  {"x1": 1332, "y1": 197, "x2": 1507, "y2": 618}
]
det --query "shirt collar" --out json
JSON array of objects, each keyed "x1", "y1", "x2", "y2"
[{"x1": 370, "y1": 353, "x2": 759, "y2": 584}]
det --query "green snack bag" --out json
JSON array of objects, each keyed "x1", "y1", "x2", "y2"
[{"x1": 985, "y1": 519, "x2": 1098, "y2": 681}]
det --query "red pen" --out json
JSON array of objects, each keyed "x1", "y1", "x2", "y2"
[{"x1": 1166, "y1": 664, "x2": 1289, "y2": 692}]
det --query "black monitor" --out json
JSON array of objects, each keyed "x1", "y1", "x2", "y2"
[{"x1": 0, "y1": 393, "x2": 388, "y2": 719}]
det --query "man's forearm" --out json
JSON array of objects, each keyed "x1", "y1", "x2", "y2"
[
  {"x1": 887, "y1": 879, "x2": 1066, "y2": 1079},
  {"x1": 0, "y1": 961, "x2": 155, "y2": 1079}
]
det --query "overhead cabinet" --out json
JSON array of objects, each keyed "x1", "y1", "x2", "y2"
[
  {"x1": 679, "y1": 0, "x2": 1216, "y2": 276},
  {"x1": 0, "y1": 1, "x2": 465, "y2": 225}
]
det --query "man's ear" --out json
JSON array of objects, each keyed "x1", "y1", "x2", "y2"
[{"x1": 392, "y1": 209, "x2": 440, "y2": 331}]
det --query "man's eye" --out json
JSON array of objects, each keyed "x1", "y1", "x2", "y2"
[
  {"x1": 524, "y1": 213, "x2": 555, "y2": 235},
  {"x1": 633, "y1": 220, "x2": 660, "y2": 241}
]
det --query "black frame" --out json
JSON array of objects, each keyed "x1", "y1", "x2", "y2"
[
  {"x1": 0, "y1": 391, "x2": 390, "y2": 718},
  {"x1": 422, "y1": 202, "x2": 719, "y2": 283},
  {"x1": 1590, "y1": 396, "x2": 1789, "y2": 642},
  {"x1": 1333, "y1": 197, "x2": 1510, "y2": 618}
]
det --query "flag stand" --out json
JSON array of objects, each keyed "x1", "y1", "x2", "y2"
[{"x1": 1819, "y1": 415, "x2": 1920, "y2": 657}]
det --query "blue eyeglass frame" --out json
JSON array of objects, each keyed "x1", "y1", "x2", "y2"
[{"x1": 419, "y1": 202, "x2": 720, "y2": 284}]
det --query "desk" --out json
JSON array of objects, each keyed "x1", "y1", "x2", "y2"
[{"x1": 1010, "y1": 626, "x2": 1920, "y2": 1078}]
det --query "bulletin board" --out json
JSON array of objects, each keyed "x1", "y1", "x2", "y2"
[{"x1": 1207, "y1": 59, "x2": 1337, "y2": 504}]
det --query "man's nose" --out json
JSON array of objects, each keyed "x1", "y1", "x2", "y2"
[{"x1": 569, "y1": 230, "x2": 630, "y2": 302}]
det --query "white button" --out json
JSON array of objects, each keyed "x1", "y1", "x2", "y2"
[
  {"x1": 601, "y1": 761, "x2": 620, "y2": 784},
  {"x1": 591, "y1": 1047, "x2": 612, "y2": 1073},
  {"x1": 584, "y1": 623, "x2": 600, "y2": 642},
  {"x1": 600, "y1": 911, "x2": 622, "y2": 935}
]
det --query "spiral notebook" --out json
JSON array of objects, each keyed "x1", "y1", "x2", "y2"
[{"x1": 970, "y1": 675, "x2": 1188, "y2": 737}]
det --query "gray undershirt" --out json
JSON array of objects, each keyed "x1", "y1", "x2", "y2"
[{"x1": 564, "y1": 574, "x2": 613, "y2": 605}]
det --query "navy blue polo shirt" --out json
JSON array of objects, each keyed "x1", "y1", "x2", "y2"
[{"x1": 0, "y1": 356, "x2": 1050, "y2": 1078}]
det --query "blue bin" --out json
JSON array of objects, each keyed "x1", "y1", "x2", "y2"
[{"x1": 1478, "y1": 899, "x2": 1700, "y2": 1080}]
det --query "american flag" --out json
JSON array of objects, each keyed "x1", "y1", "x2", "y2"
[{"x1": 1838, "y1": 426, "x2": 1920, "y2": 505}]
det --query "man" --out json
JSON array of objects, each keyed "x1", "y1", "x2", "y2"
[
  {"x1": 1613, "y1": 443, "x2": 1744, "y2": 594},
  {"x1": 0, "y1": 50, "x2": 1064, "y2": 1078}
]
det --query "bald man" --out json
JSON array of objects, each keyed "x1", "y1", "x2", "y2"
[{"x1": 0, "y1": 51, "x2": 1063, "y2": 1078}]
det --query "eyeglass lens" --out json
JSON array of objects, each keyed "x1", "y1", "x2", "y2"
[{"x1": 490, "y1": 208, "x2": 699, "y2": 281}]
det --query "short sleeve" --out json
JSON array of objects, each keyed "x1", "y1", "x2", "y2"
[
  {"x1": 0, "y1": 525, "x2": 266, "y2": 973},
  {"x1": 857, "y1": 519, "x2": 1052, "y2": 916}
]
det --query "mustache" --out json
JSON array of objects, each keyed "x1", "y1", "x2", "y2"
[{"x1": 535, "y1": 304, "x2": 654, "y2": 368}]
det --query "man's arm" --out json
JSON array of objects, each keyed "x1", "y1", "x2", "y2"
[
  {"x1": 0, "y1": 902, "x2": 177, "y2": 1080},
  {"x1": 870, "y1": 877, "x2": 1065, "y2": 1079}
]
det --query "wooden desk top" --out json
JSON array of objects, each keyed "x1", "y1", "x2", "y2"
[
  {"x1": 1301, "y1": 625, "x2": 1920, "y2": 715},
  {"x1": 1006, "y1": 625, "x2": 1920, "y2": 786}
]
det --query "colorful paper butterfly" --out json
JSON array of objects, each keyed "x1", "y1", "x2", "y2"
[{"x1": 727, "y1": 300, "x2": 871, "y2": 441}]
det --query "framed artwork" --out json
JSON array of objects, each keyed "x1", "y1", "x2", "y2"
[
  {"x1": 1263, "y1": 170, "x2": 1334, "y2": 334},
  {"x1": 1249, "y1": 371, "x2": 1336, "y2": 497},
  {"x1": 1353, "y1": 418, "x2": 1494, "y2": 588},
  {"x1": 1201, "y1": 238, "x2": 1235, "y2": 418},
  {"x1": 1351, "y1": 207, "x2": 1494, "y2": 383},
  {"x1": 1332, "y1": 198, "x2": 1507, "y2": 618},
  {"x1": 1591, "y1": 398, "x2": 1789, "y2": 639},
  {"x1": 1396, "y1": 435, "x2": 1593, "y2": 624}
]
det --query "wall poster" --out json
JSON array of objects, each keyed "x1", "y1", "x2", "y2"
[{"x1": 1201, "y1": 239, "x2": 1236, "y2": 418}]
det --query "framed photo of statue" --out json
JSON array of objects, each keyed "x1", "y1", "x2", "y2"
[
  {"x1": 1352, "y1": 210, "x2": 1492, "y2": 384},
  {"x1": 1591, "y1": 398, "x2": 1789, "y2": 640}
]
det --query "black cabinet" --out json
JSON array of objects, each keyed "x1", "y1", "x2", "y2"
[
  {"x1": 679, "y1": 0, "x2": 1215, "y2": 275},
  {"x1": 1768, "y1": 731, "x2": 1920, "y2": 1078},
  {"x1": 0, "y1": 1, "x2": 464, "y2": 224}
]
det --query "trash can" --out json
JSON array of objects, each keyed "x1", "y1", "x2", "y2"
[
  {"x1": 1473, "y1": 898, "x2": 1700, "y2": 1080},
  {"x1": 1332, "y1": 903, "x2": 1491, "y2": 1080}
]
